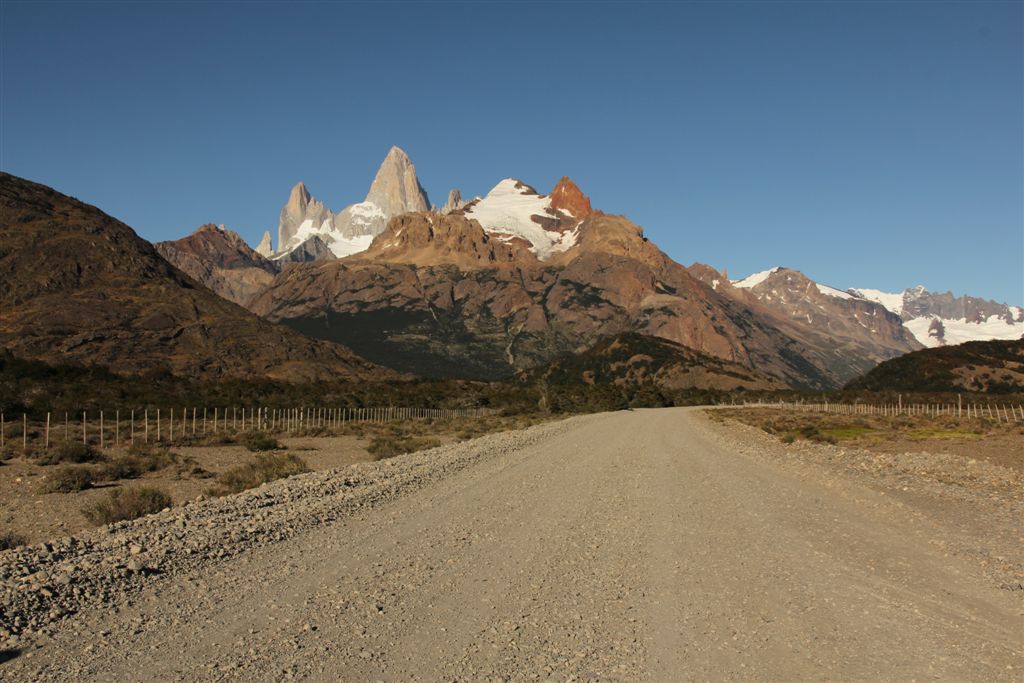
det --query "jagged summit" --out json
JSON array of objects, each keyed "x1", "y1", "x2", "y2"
[
  {"x1": 277, "y1": 181, "x2": 333, "y2": 256},
  {"x1": 549, "y1": 176, "x2": 594, "y2": 219},
  {"x1": 365, "y1": 146, "x2": 430, "y2": 218},
  {"x1": 442, "y1": 188, "x2": 465, "y2": 214},
  {"x1": 255, "y1": 230, "x2": 273, "y2": 257},
  {"x1": 274, "y1": 146, "x2": 431, "y2": 261}
]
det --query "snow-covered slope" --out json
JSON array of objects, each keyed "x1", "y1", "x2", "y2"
[
  {"x1": 732, "y1": 267, "x2": 780, "y2": 290},
  {"x1": 904, "y1": 314, "x2": 1024, "y2": 348},
  {"x1": 280, "y1": 217, "x2": 376, "y2": 259},
  {"x1": 463, "y1": 179, "x2": 581, "y2": 259},
  {"x1": 848, "y1": 288, "x2": 905, "y2": 315}
]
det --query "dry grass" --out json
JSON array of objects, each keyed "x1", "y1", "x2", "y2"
[
  {"x1": 206, "y1": 453, "x2": 309, "y2": 496},
  {"x1": 35, "y1": 442, "x2": 104, "y2": 465},
  {"x1": 710, "y1": 408, "x2": 1012, "y2": 442},
  {"x1": 38, "y1": 465, "x2": 95, "y2": 493},
  {"x1": 81, "y1": 487, "x2": 172, "y2": 525},
  {"x1": 711, "y1": 407, "x2": 1023, "y2": 470},
  {"x1": 367, "y1": 436, "x2": 441, "y2": 460},
  {"x1": 239, "y1": 432, "x2": 281, "y2": 452}
]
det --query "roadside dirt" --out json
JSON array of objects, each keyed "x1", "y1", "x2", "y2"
[
  {"x1": 1, "y1": 408, "x2": 1020, "y2": 681},
  {"x1": 0, "y1": 436, "x2": 387, "y2": 545}
]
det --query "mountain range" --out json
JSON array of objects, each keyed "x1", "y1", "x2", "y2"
[{"x1": 3, "y1": 146, "x2": 1020, "y2": 392}]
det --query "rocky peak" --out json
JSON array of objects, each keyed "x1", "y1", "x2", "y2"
[
  {"x1": 285, "y1": 182, "x2": 311, "y2": 213},
  {"x1": 442, "y1": 188, "x2": 465, "y2": 214},
  {"x1": 256, "y1": 231, "x2": 273, "y2": 257},
  {"x1": 364, "y1": 146, "x2": 430, "y2": 218},
  {"x1": 278, "y1": 181, "x2": 333, "y2": 254},
  {"x1": 548, "y1": 176, "x2": 593, "y2": 219}
]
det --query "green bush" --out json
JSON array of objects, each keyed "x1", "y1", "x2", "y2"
[
  {"x1": 81, "y1": 487, "x2": 172, "y2": 525},
  {"x1": 37, "y1": 441, "x2": 103, "y2": 465},
  {"x1": 366, "y1": 436, "x2": 441, "y2": 460},
  {"x1": 206, "y1": 453, "x2": 309, "y2": 496},
  {"x1": 39, "y1": 465, "x2": 94, "y2": 493},
  {"x1": 781, "y1": 434, "x2": 796, "y2": 444},
  {"x1": 240, "y1": 431, "x2": 281, "y2": 452}
]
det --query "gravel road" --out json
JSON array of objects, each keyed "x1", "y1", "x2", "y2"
[{"x1": 1, "y1": 408, "x2": 1020, "y2": 681}]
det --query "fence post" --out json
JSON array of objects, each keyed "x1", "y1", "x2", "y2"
[
  {"x1": 45, "y1": 412, "x2": 50, "y2": 449},
  {"x1": 1, "y1": 412, "x2": 4, "y2": 450},
  {"x1": 115, "y1": 410, "x2": 119, "y2": 448},
  {"x1": 23, "y1": 413, "x2": 27, "y2": 452},
  {"x1": 82, "y1": 411, "x2": 87, "y2": 445}
]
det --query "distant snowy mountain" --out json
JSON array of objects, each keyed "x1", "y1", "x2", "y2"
[
  {"x1": 731, "y1": 268, "x2": 1022, "y2": 349},
  {"x1": 849, "y1": 285, "x2": 1023, "y2": 347}
]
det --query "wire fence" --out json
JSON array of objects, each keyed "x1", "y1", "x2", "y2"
[
  {"x1": 0, "y1": 405, "x2": 497, "y2": 452},
  {"x1": 732, "y1": 399, "x2": 1023, "y2": 423}
]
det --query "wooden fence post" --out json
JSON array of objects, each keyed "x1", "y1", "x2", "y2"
[
  {"x1": 23, "y1": 413, "x2": 27, "y2": 452},
  {"x1": 45, "y1": 412, "x2": 50, "y2": 449},
  {"x1": 82, "y1": 411, "x2": 87, "y2": 445},
  {"x1": 1, "y1": 412, "x2": 4, "y2": 450}
]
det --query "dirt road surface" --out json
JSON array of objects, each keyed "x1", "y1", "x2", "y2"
[{"x1": 2, "y1": 408, "x2": 1020, "y2": 681}]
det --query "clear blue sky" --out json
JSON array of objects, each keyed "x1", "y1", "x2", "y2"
[{"x1": 2, "y1": 1, "x2": 1021, "y2": 304}]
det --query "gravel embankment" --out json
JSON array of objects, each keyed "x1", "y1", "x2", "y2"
[{"x1": 0, "y1": 418, "x2": 574, "y2": 650}]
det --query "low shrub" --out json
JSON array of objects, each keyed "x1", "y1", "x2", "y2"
[
  {"x1": 240, "y1": 431, "x2": 281, "y2": 452},
  {"x1": 37, "y1": 441, "x2": 103, "y2": 465},
  {"x1": 206, "y1": 452, "x2": 309, "y2": 496},
  {"x1": 367, "y1": 436, "x2": 441, "y2": 460},
  {"x1": 0, "y1": 531, "x2": 28, "y2": 551},
  {"x1": 96, "y1": 448, "x2": 179, "y2": 481},
  {"x1": 39, "y1": 465, "x2": 95, "y2": 493},
  {"x1": 81, "y1": 487, "x2": 172, "y2": 525}
]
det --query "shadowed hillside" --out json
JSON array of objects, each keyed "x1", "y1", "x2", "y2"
[{"x1": 846, "y1": 339, "x2": 1024, "y2": 393}]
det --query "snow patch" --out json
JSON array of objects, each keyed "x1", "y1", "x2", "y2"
[
  {"x1": 849, "y1": 288, "x2": 905, "y2": 315},
  {"x1": 815, "y1": 283, "x2": 854, "y2": 300},
  {"x1": 732, "y1": 267, "x2": 780, "y2": 289},
  {"x1": 326, "y1": 234, "x2": 375, "y2": 258}
]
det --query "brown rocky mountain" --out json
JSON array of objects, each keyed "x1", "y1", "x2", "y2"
[
  {"x1": 250, "y1": 185, "x2": 840, "y2": 388},
  {"x1": 687, "y1": 265, "x2": 922, "y2": 382},
  {"x1": 0, "y1": 173, "x2": 396, "y2": 382},
  {"x1": 527, "y1": 332, "x2": 787, "y2": 394},
  {"x1": 155, "y1": 224, "x2": 279, "y2": 308}
]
